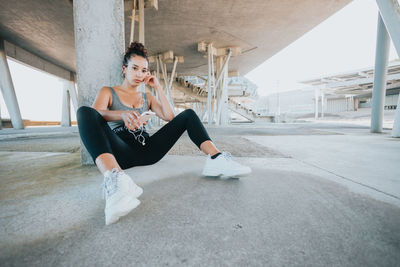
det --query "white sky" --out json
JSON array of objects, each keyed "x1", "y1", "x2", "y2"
[
  {"x1": 0, "y1": 0, "x2": 399, "y2": 121},
  {"x1": 245, "y1": 0, "x2": 399, "y2": 96}
]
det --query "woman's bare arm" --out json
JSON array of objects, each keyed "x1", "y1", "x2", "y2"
[{"x1": 92, "y1": 87, "x2": 125, "y2": 121}]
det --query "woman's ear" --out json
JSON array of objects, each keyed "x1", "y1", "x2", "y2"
[{"x1": 122, "y1": 65, "x2": 126, "y2": 78}]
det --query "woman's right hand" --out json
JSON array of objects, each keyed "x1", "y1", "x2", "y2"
[{"x1": 121, "y1": 111, "x2": 142, "y2": 131}]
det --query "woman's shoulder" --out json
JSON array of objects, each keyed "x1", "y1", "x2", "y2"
[
  {"x1": 99, "y1": 86, "x2": 113, "y2": 94},
  {"x1": 97, "y1": 86, "x2": 113, "y2": 107}
]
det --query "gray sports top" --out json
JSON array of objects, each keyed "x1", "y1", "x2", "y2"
[{"x1": 107, "y1": 87, "x2": 149, "y2": 130}]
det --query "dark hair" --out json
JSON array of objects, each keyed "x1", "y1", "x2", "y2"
[{"x1": 123, "y1": 41, "x2": 148, "y2": 67}]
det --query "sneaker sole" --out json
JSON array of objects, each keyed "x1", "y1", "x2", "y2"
[
  {"x1": 132, "y1": 184, "x2": 143, "y2": 198},
  {"x1": 105, "y1": 196, "x2": 140, "y2": 225},
  {"x1": 202, "y1": 169, "x2": 251, "y2": 178}
]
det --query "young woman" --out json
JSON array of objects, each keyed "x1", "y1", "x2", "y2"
[{"x1": 77, "y1": 42, "x2": 251, "y2": 225}]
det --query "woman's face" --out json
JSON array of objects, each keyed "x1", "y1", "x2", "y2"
[{"x1": 123, "y1": 55, "x2": 149, "y2": 86}]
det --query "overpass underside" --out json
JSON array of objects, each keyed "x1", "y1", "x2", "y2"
[{"x1": 0, "y1": 0, "x2": 352, "y2": 129}]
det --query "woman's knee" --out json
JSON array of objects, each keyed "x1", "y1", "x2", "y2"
[
  {"x1": 181, "y1": 108, "x2": 197, "y2": 118},
  {"x1": 77, "y1": 106, "x2": 96, "y2": 115},
  {"x1": 77, "y1": 106, "x2": 101, "y2": 121}
]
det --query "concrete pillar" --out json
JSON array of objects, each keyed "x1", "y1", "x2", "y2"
[
  {"x1": 60, "y1": 76, "x2": 78, "y2": 115},
  {"x1": 220, "y1": 60, "x2": 229, "y2": 125},
  {"x1": 0, "y1": 102, "x2": 2, "y2": 129},
  {"x1": 371, "y1": 13, "x2": 390, "y2": 133},
  {"x1": 0, "y1": 39, "x2": 24, "y2": 129},
  {"x1": 321, "y1": 91, "x2": 325, "y2": 118},
  {"x1": 375, "y1": 0, "x2": 400, "y2": 57},
  {"x1": 207, "y1": 44, "x2": 213, "y2": 125},
  {"x1": 73, "y1": 0, "x2": 125, "y2": 164},
  {"x1": 314, "y1": 88, "x2": 319, "y2": 119},
  {"x1": 354, "y1": 98, "x2": 359, "y2": 111},
  {"x1": 129, "y1": 0, "x2": 137, "y2": 44},
  {"x1": 138, "y1": 0, "x2": 145, "y2": 44},
  {"x1": 61, "y1": 86, "x2": 71, "y2": 127},
  {"x1": 392, "y1": 94, "x2": 400, "y2": 137}
]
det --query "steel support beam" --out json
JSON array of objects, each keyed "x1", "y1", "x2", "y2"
[
  {"x1": 0, "y1": 38, "x2": 24, "y2": 129},
  {"x1": 371, "y1": 13, "x2": 390, "y2": 133}
]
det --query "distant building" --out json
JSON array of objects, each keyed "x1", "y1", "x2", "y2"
[{"x1": 255, "y1": 60, "x2": 400, "y2": 117}]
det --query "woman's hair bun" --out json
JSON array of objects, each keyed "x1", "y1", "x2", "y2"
[{"x1": 123, "y1": 41, "x2": 148, "y2": 66}]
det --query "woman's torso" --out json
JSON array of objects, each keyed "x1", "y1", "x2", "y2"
[{"x1": 107, "y1": 86, "x2": 149, "y2": 130}]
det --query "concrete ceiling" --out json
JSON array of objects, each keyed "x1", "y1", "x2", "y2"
[{"x1": 0, "y1": 0, "x2": 352, "y2": 77}]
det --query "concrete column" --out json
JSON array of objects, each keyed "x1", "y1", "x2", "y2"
[
  {"x1": 314, "y1": 88, "x2": 319, "y2": 119},
  {"x1": 375, "y1": 0, "x2": 400, "y2": 57},
  {"x1": 371, "y1": 13, "x2": 390, "y2": 133},
  {"x1": 220, "y1": 60, "x2": 229, "y2": 125},
  {"x1": 321, "y1": 91, "x2": 325, "y2": 118},
  {"x1": 61, "y1": 86, "x2": 71, "y2": 127},
  {"x1": 129, "y1": 0, "x2": 137, "y2": 44},
  {"x1": 207, "y1": 44, "x2": 213, "y2": 125},
  {"x1": 392, "y1": 93, "x2": 400, "y2": 137},
  {"x1": 215, "y1": 56, "x2": 223, "y2": 125},
  {"x1": 138, "y1": 0, "x2": 145, "y2": 44},
  {"x1": 0, "y1": 102, "x2": 2, "y2": 129},
  {"x1": 60, "y1": 76, "x2": 78, "y2": 115},
  {"x1": 73, "y1": 0, "x2": 125, "y2": 164},
  {"x1": 0, "y1": 39, "x2": 24, "y2": 129},
  {"x1": 69, "y1": 82, "x2": 78, "y2": 114}
]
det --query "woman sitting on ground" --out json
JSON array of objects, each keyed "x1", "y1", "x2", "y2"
[{"x1": 77, "y1": 41, "x2": 251, "y2": 225}]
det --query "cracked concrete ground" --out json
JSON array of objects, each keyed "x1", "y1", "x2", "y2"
[{"x1": 0, "y1": 122, "x2": 399, "y2": 266}]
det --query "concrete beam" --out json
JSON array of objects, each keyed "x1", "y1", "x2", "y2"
[{"x1": 3, "y1": 40, "x2": 71, "y2": 81}]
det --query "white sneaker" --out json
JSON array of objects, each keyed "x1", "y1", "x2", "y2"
[
  {"x1": 202, "y1": 152, "x2": 251, "y2": 178},
  {"x1": 102, "y1": 168, "x2": 143, "y2": 225}
]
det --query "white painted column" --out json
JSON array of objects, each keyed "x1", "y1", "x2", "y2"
[
  {"x1": 0, "y1": 102, "x2": 2, "y2": 129},
  {"x1": 321, "y1": 91, "x2": 324, "y2": 118},
  {"x1": 69, "y1": 81, "x2": 78, "y2": 114},
  {"x1": 0, "y1": 39, "x2": 24, "y2": 129},
  {"x1": 375, "y1": 0, "x2": 400, "y2": 56},
  {"x1": 73, "y1": 0, "x2": 125, "y2": 164},
  {"x1": 392, "y1": 94, "x2": 400, "y2": 137},
  {"x1": 314, "y1": 88, "x2": 319, "y2": 119},
  {"x1": 207, "y1": 43, "x2": 213, "y2": 125},
  {"x1": 220, "y1": 60, "x2": 229, "y2": 125},
  {"x1": 61, "y1": 86, "x2": 71, "y2": 127},
  {"x1": 377, "y1": 0, "x2": 400, "y2": 136},
  {"x1": 371, "y1": 13, "x2": 390, "y2": 133},
  {"x1": 215, "y1": 56, "x2": 223, "y2": 125}
]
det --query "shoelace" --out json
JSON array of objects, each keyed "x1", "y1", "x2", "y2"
[
  {"x1": 222, "y1": 152, "x2": 233, "y2": 161},
  {"x1": 102, "y1": 168, "x2": 121, "y2": 199}
]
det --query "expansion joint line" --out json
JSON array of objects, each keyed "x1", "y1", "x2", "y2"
[{"x1": 293, "y1": 158, "x2": 400, "y2": 201}]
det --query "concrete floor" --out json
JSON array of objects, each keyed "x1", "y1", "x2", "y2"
[{"x1": 0, "y1": 122, "x2": 400, "y2": 266}]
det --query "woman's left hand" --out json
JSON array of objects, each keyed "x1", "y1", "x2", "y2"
[{"x1": 144, "y1": 73, "x2": 162, "y2": 90}]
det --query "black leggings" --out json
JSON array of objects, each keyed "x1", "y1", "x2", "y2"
[{"x1": 77, "y1": 106, "x2": 212, "y2": 169}]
